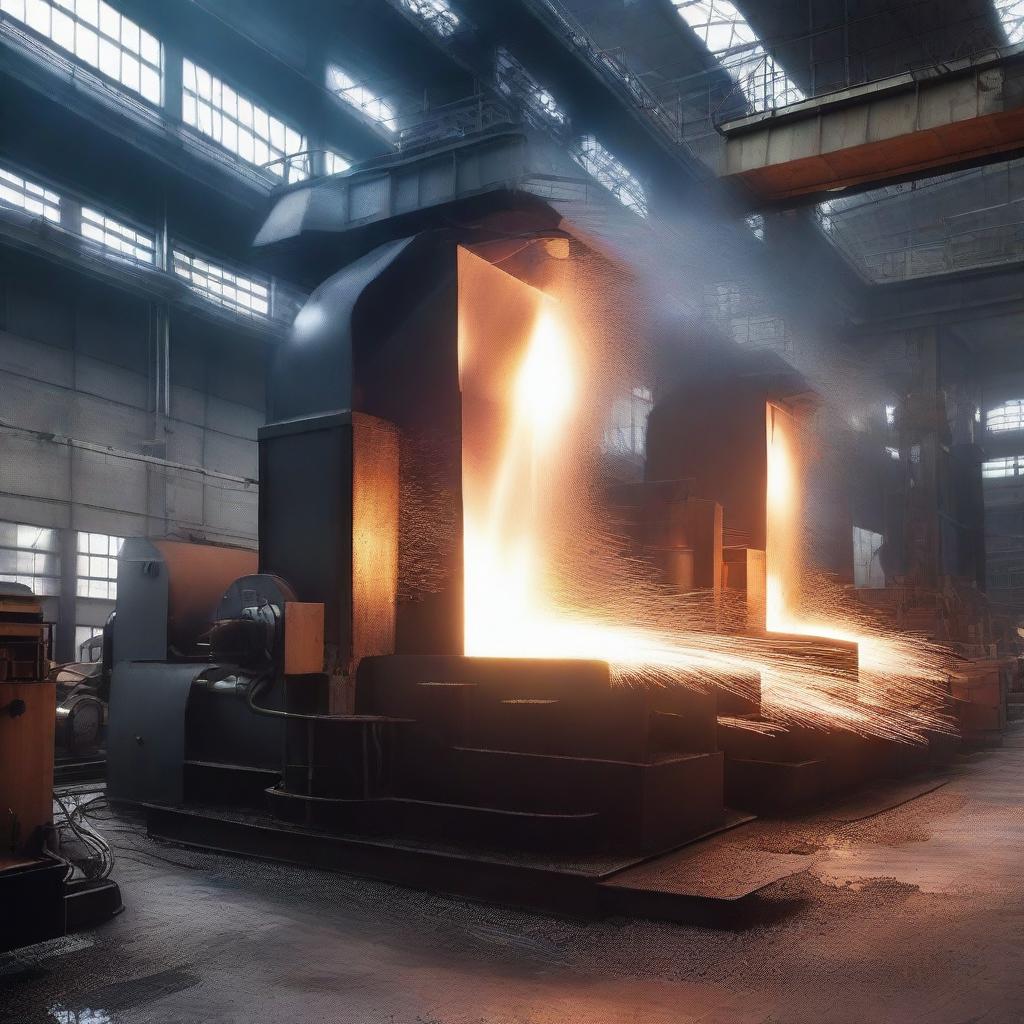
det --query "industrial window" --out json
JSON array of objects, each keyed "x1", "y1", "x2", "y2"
[
  {"x1": 572, "y1": 136, "x2": 647, "y2": 218},
  {"x1": 983, "y1": 456, "x2": 1024, "y2": 479},
  {"x1": 672, "y1": 0, "x2": 804, "y2": 112},
  {"x1": 324, "y1": 149, "x2": 351, "y2": 175},
  {"x1": 495, "y1": 48, "x2": 567, "y2": 127},
  {"x1": 605, "y1": 386, "x2": 653, "y2": 456},
  {"x1": 398, "y1": 0, "x2": 459, "y2": 37},
  {"x1": 182, "y1": 59, "x2": 308, "y2": 181},
  {"x1": 326, "y1": 63, "x2": 397, "y2": 132},
  {"x1": 173, "y1": 247, "x2": 270, "y2": 318},
  {"x1": 995, "y1": 0, "x2": 1024, "y2": 44},
  {"x1": 80, "y1": 206, "x2": 154, "y2": 264},
  {"x1": 0, "y1": 521, "x2": 60, "y2": 596},
  {"x1": 0, "y1": 0, "x2": 162, "y2": 104},
  {"x1": 986, "y1": 400, "x2": 1024, "y2": 433},
  {"x1": 76, "y1": 531, "x2": 122, "y2": 599},
  {"x1": 74, "y1": 625, "x2": 103, "y2": 660},
  {"x1": 0, "y1": 166, "x2": 60, "y2": 222},
  {"x1": 885, "y1": 404, "x2": 896, "y2": 427}
]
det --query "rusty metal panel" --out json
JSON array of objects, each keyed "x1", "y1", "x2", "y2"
[
  {"x1": 284, "y1": 602, "x2": 325, "y2": 676},
  {"x1": 0, "y1": 680, "x2": 55, "y2": 855},
  {"x1": 351, "y1": 414, "x2": 399, "y2": 671}
]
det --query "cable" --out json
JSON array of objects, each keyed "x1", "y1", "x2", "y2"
[
  {"x1": 246, "y1": 669, "x2": 383, "y2": 723},
  {"x1": 53, "y1": 791, "x2": 114, "y2": 881}
]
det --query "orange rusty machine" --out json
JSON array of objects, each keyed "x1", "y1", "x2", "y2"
[{"x1": 0, "y1": 582, "x2": 121, "y2": 953}]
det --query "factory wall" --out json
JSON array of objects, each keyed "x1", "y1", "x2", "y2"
[{"x1": 0, "y1": 246, "x2": 268, "y2": 657}]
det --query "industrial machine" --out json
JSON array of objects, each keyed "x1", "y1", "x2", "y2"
[
  {"x1": 105, "y1": 129, "x2": 970, "y2": 913},
  {"x1": 0, "y1": 582, "x2": 121, "y2": 953},
  {"x1": 105, "y1": 135, "x2": 745, "y2": 914}
]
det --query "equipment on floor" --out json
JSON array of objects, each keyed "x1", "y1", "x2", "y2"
[
  {"x1": 0, "y1": 582, "x2": 122, "y2": 954},
  {"x1": 106, "y1": 137, "x2": 737, "y2": 887}
]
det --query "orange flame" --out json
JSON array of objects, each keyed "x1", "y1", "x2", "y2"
[{"x1": 457, "y1": 246, "x2": 952, "y2": 742}]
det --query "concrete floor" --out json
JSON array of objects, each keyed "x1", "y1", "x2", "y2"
[{"x1": 4, "y1": 729, "x2": 1024, "y2": 1024}]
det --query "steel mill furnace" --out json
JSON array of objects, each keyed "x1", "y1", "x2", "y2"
[{"x1": 106, "y1": 131, "x2": 951, "y2": 915}]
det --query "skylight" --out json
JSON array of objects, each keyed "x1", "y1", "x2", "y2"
[
  {"x1": 573, "y1": 136, "x2": 647, "y2": 218},
  {"x1": 0, "y1": 0, "x2": 161, "y2": 104},
  {"x1": 0, "y1": 166, "x2": 60, "y2": 222},
  {"x1": 994, "y1": 0, "x2": 1024, "y2": 44},
  {"x1": 182, "y1": 59, "x2": 308, "y2": 182},
  {"x1": 326, "y1": 64, "x2": 397, "y2": 132},
  {"x1": 671, "y1": 0, "x2": 804, "y2": 111},
  {"x1": 398, "y1": 0, "x2": 459, "y2": 38}
]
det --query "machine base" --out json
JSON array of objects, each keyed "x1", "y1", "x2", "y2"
[
  {"x1": 0, "y1": 854, "x2": 123, "y2": 953},
  {"x1": 144, "y1": 802, "x2": 769, "y2": 922},
  {"x1": 719, "y1": 719, "x2": 959, "y2": 812}
]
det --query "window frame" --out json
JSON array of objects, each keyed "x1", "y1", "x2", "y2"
[
  {"x1": 172, "y1": 243, "x2": 271, "y2": 319},
  {"x1": 986, "y1": 399, "x2": 1024, "y2": 434},
  {"x1": 80, "y1": 204, "x2": 156, "y2": 265},
  {"x1": 0, "y1": 520, "x2": 61, "y2": 596},
  {"x1": 0, "y1": 165, "x2": 61, "y2": 223},
  {"x1": 0, "y1": 0, "x2": 163, "y2": 105},
  {"x1": 75, "y1": 530, "x2": 123, "y2": 600},
  {"x1": 182, "y1": 58, "x2": 308, "y2": 182}
]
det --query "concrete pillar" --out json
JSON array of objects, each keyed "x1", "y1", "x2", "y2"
[
  {"x1": 56, "y1": 527, "x2": 77, "y2": 663},
  {"x1": 163, "y1": 42, "x2": 184, "y2": 121}
]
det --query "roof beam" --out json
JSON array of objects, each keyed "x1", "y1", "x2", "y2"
[{"x1": 720, "y1": 46, "x2": 1024, "y2": 206}]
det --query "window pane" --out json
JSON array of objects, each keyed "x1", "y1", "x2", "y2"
[
  {"x1": 1, "y1": 1, "x2": 27, "y2": 21},
  {"x1": 140, "y1": 64, "x2": 159, "y2": 103},
  {"x1": 97, "y1": 0, "x2": 116, "y2": 38},
  {"x1": 51, "y1": 7, "x2": 73, "y2": 47},
  {"x1": 16, "y1": 524, "x2": 57, "y2": 550},
  {"x1": 119, "y1": 15, "x2": 137, "y2": 51},
  {"x1": 139, "y1": 28, "x2": 158, "y2": 66},
  {"x1": 76, "y1": 0, "x2": 98, "y2": 26},
  {"x1": 26, "y1": 0, "x2": 51, "y2": 34},
  {"x1": 98, "y1": 34, "x2": 119, "y2": 77},
  {"x1": 121, "y1": 51, "x2": 139, "y2": 92},
  {"x1": 75, "y1": 23, "x2": 98, "y2": 65}
]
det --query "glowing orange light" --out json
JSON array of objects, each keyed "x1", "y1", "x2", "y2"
[{"x1": 457, "y1": 246, "x2": 952, "y2": 743}]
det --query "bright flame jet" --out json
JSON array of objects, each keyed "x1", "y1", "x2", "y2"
[{"x1": 457, "y1": 247, "x2": 951, "y2": 742}]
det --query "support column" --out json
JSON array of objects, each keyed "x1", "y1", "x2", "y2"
[{"x1": 56, "y1": 527, "x2": 77, "y2": 663}]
